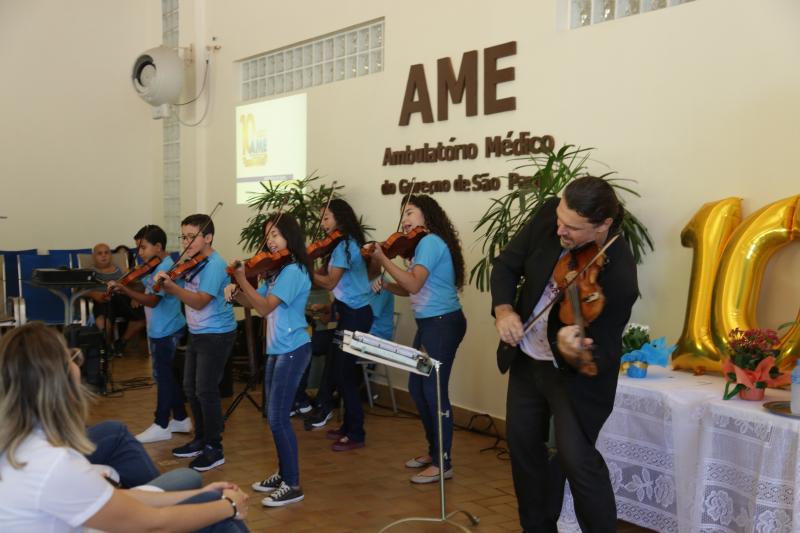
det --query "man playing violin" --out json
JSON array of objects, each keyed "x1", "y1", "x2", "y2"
[
  {"x1": 153, "y1": 214, "x2": 237, "y2": 472},
  {"x1": 490, "y1": 176, "x2": 638, "y2": 533}
]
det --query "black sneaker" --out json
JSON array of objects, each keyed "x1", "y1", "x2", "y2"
[
  {"x1": 189, "y1": 445, "x2": 225, "y2": 472},
  {"x1": 251, "y1": 472, "x2": 282, "y2": 493},
  {"x1": 289, "y1": 401, "x2": 313, "y2": 417},
  {"x1": 261, "y1": 481, "x2": 304, "y2": 507},
  {"x1": 303, "y1": 408, "x2": 333, "y2": 431},
  {"x1": 172, "y1": 439, "x2": 204, "y2": 458},
  {"x1": 113, "y1": 339, "x2": 127, "y2": 358}
]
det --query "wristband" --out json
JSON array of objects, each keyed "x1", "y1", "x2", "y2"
[{"x1": 221, "y1": 495, "x2": 239, "y2": 519}]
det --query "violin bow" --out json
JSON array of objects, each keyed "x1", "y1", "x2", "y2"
[
  {"x1": 153, "y1": 202, "x2": 222, "y2": 292},
  {"x1": 374, "y1": 178, "x2": 417, "y2": 290},
  {"x1": 396, "y1": 177, "x2": 416, "y2": 233},
  {"x1": 312, "y1": 180, "x2": 338, "y2": 242},
  {"x1": 520, "y1": 233, "x2": 620, "y2": 337},
  {"x1": 171, "y1": 201, "x2": 223, "y2": 270}
]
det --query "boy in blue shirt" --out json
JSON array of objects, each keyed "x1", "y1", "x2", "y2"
[
  {"x1": 108, "y1": 225, "x2": 190, "y2": 444},
  {"x1": 154, "y1": 214, "x2": 237, "y2": 472}
]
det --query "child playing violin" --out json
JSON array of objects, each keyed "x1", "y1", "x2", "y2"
[
  {"x1": 366, "y1": 194, "x2": 467, "y2": 484},
  {"x1": 225, "y1": 214, "x2": 312, "y2": 507},
  {"x1": 312, "y1": 198, "x2": 373, "y2": 451},
  {"x1": 107, "y1": 225, "x2": 191, "y2": 444},
  {"x1": 153, "y1": 214, "x2": 237, "y2": 472}
]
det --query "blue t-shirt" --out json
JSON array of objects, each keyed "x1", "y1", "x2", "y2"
[
  {"x1": 257, "y1": 263, "x2": 311, "y2": 354},
  {"x1": 369, "y1": 287, "x2": 395, "y2": 340},
  {"x1": 183, "y1": 250, "x2": 237, "y2": 334},
  {"x1": 143, "y1": 256, "x2": 186, "y2": 339},
  {"x1": 409, "y1": 234, "x2": 461, "y2": 319},
  {"x1": 329, "y1": 238, "x2": 371, "y2": 309}
]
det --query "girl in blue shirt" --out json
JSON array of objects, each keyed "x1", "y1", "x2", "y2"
[
  {"x1": 313, "y1": 198, "x2": 373, "y2": 451},
  {"x1": 227, "y1": 214, "x2": 313, "y2": 508},
  {"x1": 108, "y1": 225, "x2": 189, "y2": 445},
  {"x1": 368, "y1": 194, "x2": 467, "y2": 484}
]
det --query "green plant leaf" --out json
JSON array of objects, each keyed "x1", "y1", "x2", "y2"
[{"x1": 469, "y1": 144, "x2": 654, "y2": 292}]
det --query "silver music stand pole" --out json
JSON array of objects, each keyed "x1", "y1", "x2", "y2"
[{"x1": 379, "y1": 358, "x2": 480, "y2": 532}]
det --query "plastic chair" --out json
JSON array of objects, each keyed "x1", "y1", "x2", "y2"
[
  {"x1": 0, "y1": 249, "x2": 37, "y2": 299},
  {"x1": 359, "y1": 312, "x2": 400, "y2": 413},
  {"x1": 0, "y1": 255, "x2": 25, "y2": 335},
  {"x1": 49, "y1": 248, "x2": 93, "y2": 269}
]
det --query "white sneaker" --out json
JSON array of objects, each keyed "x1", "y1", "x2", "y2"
[
  {"x1": 136, "y1": 423, "x2": 172, "y2": 443},
  {"x1": 168, "y1": 418, "x2": 193, "y2": 433}
]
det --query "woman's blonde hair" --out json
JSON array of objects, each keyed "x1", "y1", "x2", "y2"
[{"x1": 0, "y1": 322, "x2": 94, "y2": 470}]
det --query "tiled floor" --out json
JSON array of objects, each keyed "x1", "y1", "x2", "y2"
[{"x1": 88, "y1": 350, "x2": 653, "y2": 532}]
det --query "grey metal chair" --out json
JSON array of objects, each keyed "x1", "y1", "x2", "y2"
[
  {"x1": 0, "y1": 255, "x2": 25, "y2": 336},
  {"x1": 358, "y1": 312, "x2": 400, "y2": 413}
]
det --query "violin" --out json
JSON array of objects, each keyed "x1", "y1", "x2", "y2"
[
  {"x1": 554, "y1": 242, "x2": 607, "y2": 328},
  {"x1": 153, "y1": 251, "x2": 210, "y2": 292},
  {"x1": 228, "y1": 248, "x2": 292, "y2": 282},
  {"x1": 550, "y1": 236, "x2": 619, "y2": 375},
  {"x1": 307, "y1": 229, "x2": 343, "y2": 260},
  {"x1": 496, "y1": 234, "x2": 619, "y2": 376},
  {"x1": 362, "y1": 226, "x2": 429, "y2": 261},
  {"x1": 107, "y1": 256, "x2": 162, "y2": 294}
]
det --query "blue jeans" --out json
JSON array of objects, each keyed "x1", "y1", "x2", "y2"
[
  {"x1": 179, "y1": 491, "x2": 249, "y2": 532},
  {"x1": 409, "y1": 309, "x2": 466, "y2": 470},
  {"x1": 86, "y1": 421, "x2": 200, "y2": 490},
  {"x1": 264, "y1": 343, "x2": 312, "y2": 486},
  {"x1": 184, "y1": 331, "x2": 236, "y2": 448},
  {"x1": 150, "y1": 330, "x2": 187, "y2": 428},
  {"x1": 332, "y1": 300, "x2": 373, "y2": 442}
]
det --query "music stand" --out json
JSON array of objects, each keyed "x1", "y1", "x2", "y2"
[
  {"x1": 224, "y1": 307, "x2": 262, "y2": 420},
  {"x1": 341, "y1": 330, "x2": 480, "y2": 532}
]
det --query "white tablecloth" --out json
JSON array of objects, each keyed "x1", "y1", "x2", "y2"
[
  {"x1": 694, "y1": 388, "x2": 796, "y2": 533},
  {"x1": 557, "y1": 366, "x2": 797, "y2": 532}
]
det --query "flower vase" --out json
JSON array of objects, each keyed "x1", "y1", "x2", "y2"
[
  {"x1": 738, "y1": 387, "x2": 765, "y2": 401},
  {"x1": 625, "y1": 361, "x2": 649, "y2": 378}
]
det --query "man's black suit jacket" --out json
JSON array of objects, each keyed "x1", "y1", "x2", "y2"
[{"x1": 490, "y1": 197, "x2": 639, "y2": 439}]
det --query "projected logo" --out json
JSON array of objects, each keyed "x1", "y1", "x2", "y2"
[
  {"x1": 235, "y1": 94, "x2": 307, "y2": 205},
  {"x1": 240, "y1": 113, "x2": 267, "y2": 167}
]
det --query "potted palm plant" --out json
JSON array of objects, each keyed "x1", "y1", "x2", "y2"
[
  {"x1": 469, "y1": 144, "x2": 654, "y2": 291},
  {"x1": 238, "y1": 173, "x2": 373, "y2": 310},
  {"x1": 239, "y1": 173, "x2": 346, "y2": 252}
]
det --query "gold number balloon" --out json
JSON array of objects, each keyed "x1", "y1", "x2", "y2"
[
  {"x1": 711, "y1": 195, "x2": 800, "y2": 368},
  {"x1": 673, "y1": 198, "x2": 742, "y2": 372},
  {"x1": 674, "y1": 195, "x2": 800, "y2": 375}
]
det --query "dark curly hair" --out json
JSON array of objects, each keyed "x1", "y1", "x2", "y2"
[
  {"x1": 406, "y1": 195, "x2": 465, "y2": 290},
  {"x1": 563, "y1": 176, "x2": 625, "y2": 233},
  {"x1": 264, "y1": 213, "x2": 313, "y2": 283},
  {"x1": 327, "y1": 198, "x2": 366, "y2": 266}
]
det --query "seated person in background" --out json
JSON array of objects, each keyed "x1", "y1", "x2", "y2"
[
  {"x1": 0, "y1": 322, "x2": 249, "y2": 533},
  {"x1": 86, "y1": 242, "x2": 145, "y2": 355}
]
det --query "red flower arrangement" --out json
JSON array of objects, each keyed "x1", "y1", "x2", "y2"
[{"x1": 722, "y1": 328, "x2": 789, "y2": 400}]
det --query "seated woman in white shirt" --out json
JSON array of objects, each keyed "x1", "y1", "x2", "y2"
[{"x1": 0, "y1": 322, "x2": 250, "y2": 533}]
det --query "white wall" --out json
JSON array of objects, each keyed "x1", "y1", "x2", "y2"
[
  {"x1": 178, "y1": 0, "x2": 799, "y2": 419},
  {"x1": 5, "y1": 0, "x2": 797, "y2": 420},
  {"x1": 0, "y1": 0, "x2": 162, "y2": 251}
]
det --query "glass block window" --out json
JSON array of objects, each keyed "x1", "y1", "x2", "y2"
[
  {"x1": 162, "y1": 0, "x2": 180, "y2": 249},
  {"x1": 570, "y1": 0, "x2": 694, "y2": 28},
  {"x1": 240, "y1": 19, "x2": 384, "y2": 101}
]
